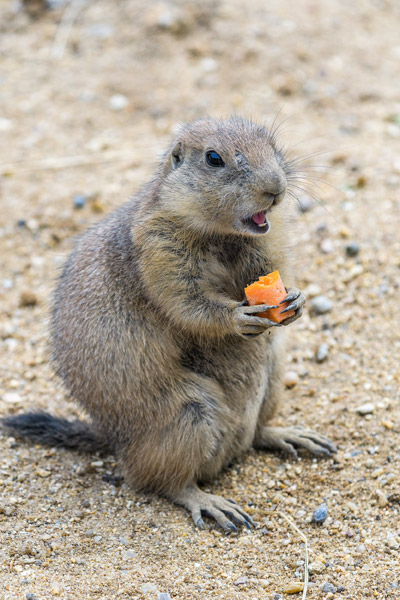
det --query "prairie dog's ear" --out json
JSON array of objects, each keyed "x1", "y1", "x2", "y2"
[{"x1": 171, "y1": 141, "x2": 184, "y2": 170}]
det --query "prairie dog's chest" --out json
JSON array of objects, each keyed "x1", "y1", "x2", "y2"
[{"x1": 202, "y1": 240, "x2": 273, "y2": 301}]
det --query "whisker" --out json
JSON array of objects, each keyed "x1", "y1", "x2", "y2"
[
  {"x1": 287, "y1": 175, "x2": 346, "y2": 196},
  {"x1": 286, "y1": 144, "x2": 357, "y2": 170},
  {"x1": 267, "y1": 108, "x2": 292, "y2": 143},
  {"x1": 293, "y1": 165, "x2": 347, "y2": 174},
  {"x1": 286, "y1": 189, "x2": 312, "y2": 237},
  {"x1": 285, "y1": 148, "x2": 345, "y2": 170},
  {"x1": 287, "y1": 184, "x2": 339, "y2": 224}
]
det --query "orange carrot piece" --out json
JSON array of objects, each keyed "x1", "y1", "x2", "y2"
[{"x1": 244, "y1": 270, "x2": 295, "y2": 323}]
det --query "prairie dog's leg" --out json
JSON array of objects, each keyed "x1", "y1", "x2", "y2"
[
  {"x1": 121, "y1": 373, "x2": 252, "y2": 530},
  {"x1": 254, "y1": 341, "x2": 337, "y2": 457}
]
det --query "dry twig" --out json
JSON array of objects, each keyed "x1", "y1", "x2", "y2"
[
  {"x1": 277, "y1": 510, "x2": 309, "y2": 600},
  {"x1": 0, "y1": 150, "x2": 138, "y2": 174},
  {"x1": 51, "y1": 0, "x2": 91, "y2": 59}
]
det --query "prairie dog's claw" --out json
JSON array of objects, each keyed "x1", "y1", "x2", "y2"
[{"x1": 174, "y1": 485, "x2": 254, "y2": 532}]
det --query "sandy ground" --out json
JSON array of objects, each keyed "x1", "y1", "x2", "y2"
[{"x1": 1, "y1": 1, "x2": 400, "y2": 599}]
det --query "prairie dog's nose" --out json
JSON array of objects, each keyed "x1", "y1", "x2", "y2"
[{"x1": 263, "y1": 169, "x2": 287, "y2": 197}]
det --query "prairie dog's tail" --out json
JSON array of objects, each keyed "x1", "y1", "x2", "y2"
[{"x1": 1, "y1": 411, "x2": 110, "y2": 454}]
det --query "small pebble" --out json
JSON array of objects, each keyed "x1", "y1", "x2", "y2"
[
  {"x1": 356, "y1": 402, "x2": 375, "y2": 415},
  {"x1": 309, "y1": 560, "x2": 326, "y2": 573},
  {"x1": 36, "y1": 468, "x2": 51, "y2": 478},
  {"x1": 347, "y1": 501, "x2": 358, "y2": 513},
  {"x1": 17, "y1": 219, "x2": 27, "y2": 227},
  {"x1": 322, "y1": 582, "x2": 336, "y2": 593},
  {"x1": 284, "y1": 371, "x2": 299, "y2": 388},
  {"x1": 3, "y1": 392, "x2": 22, "y2": 404},
  {"x1": 19, "y1": 290, "x2": 38, "y2": 307},
  {"x1": 141, "y1": 583, "x2": 158, "y2": 594},
  {"x1": 119, "y1": 536, "x2": 130, "y2": 545},
  {"x1": 85, "y1": 529, "x2": 95, "y2": 537},
  {"x1": 336, "y1": 585, "x2": 346, "y2": 592},
  {"x1": 109, "y1": 94, "x2": 129, "y2": 111},
  {"x1": 73, "y1": 194, "x2": 87, "y2": 209},
  {"x1": 304, "y1": 283, "x2": 321, "y2": 298},
  {"x1": 234, "y1": 576, "x2": 248, "y2": 585},
  {"x1": 297, "y1": 196, "x2": 314, "y2": 212},
  {"x1": 376, "y1": 489, "x2": 388, "y2": 508},
  {"x1": 316, "y1": 343, "x2": 329, "y2": 363},
  {"x1": 26, "y1": 595, "x2": 38, "y2": 600},
  {"x1": 320, "y1": 238, "x2": 334, "y2": 254},
  {"x1": 342, "y1": 263, "x2": 363, "y2": 282},
  {"x1": 386, "y1": 534, "x2": 399, "y2": 550},
  {"x1": 310, "y1": 295, "x2": 333, "y2": 315},
  {"x1": 122, "y1": 549, "x2": 136, "y2": 559},
  {"x1": 158, "y1": 594, "x2": 172, "y2": 600},
  {"x1": 51, "y1": 585, "x2": 62, "y2": 596},
  {"x1": 283, "y1": 581, "x2": 304, "y2": 594},
  {"x1": 345, "y1": 242, "x2": 359, "y2": 257},
  {"x1": 312, "y1": 503, "x2": 328, "y2": 524}
]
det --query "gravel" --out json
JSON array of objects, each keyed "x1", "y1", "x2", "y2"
[
  {"x1": 322, "y1": 582, "x2": 336, "y2": 593},
  {"x1": 312, "y1": 503, "x2": 329, "y2": 524},
  {"x1": 310, "y1": 295, "x2": 333, "y2": 315},
  {"x1": 345, "y1": 242, "x2": 360, "y2": 257},
  {"x1": 356, "y1": 402, "x2": 375, "y2": 415},
  {"x1": 1, "y1": 2, "x2": 400, "y2": 599},
  {"x1": 73, "y1": 194, "x2": 87, "y2": 209},
  {"x1": 315, "y1": 343, "x2": 329, "y2": 363},
  {"x1": 296, "y1": 196, "x2": 314, "y2": 213},
  {"x1": 283, "y1": 371, "x2": 299, "y2": 388}
]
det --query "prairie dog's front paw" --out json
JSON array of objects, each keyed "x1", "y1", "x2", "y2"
[
  {"x1": 233, "y1": 302, "x2": 281, "y2": 338},
  {"x1": 279, "y1": 287, "x2": 306, "y2": 326}
]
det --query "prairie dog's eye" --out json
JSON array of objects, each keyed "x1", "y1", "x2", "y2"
[{"x1": 205, "y1": 150, "x2": 225, "y2": 168}]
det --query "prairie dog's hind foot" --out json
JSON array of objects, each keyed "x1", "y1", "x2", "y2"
[
  {"x1": 255, "y1": 425, "x2": 337, "y2": 458},
  {"x1": 172, "y1": 484, "x2": 254, "y2": 532}
]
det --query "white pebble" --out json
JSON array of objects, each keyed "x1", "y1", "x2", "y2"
[
  {"x1": 141, "y1": 583, "x2": 158, "y2": 594},
  {"x1": 284, "y1": 371, "x2": 299, "y2": 388},
  {"x1": 309, "y1": 560, "x2": 325, "y2": 573},
  {"x1": 310, "y1": 295, "x2": 333, "y2": 315},
  {"x1": 200, "y1": 57, "x2": 218, "y2": 72},
  {"x1": 356, "y1": 402, "x2": 375, "y2": 415},
  {"x1": 109, "y1": 94, "x2": 129, "y2": 111},
  {"x1": 386, "y1": 534, "x2": 399, "y2": 550},
  {"x1": 376, "y1": 490, "x2": 388, "y2": 508},
  {"x1": 320, "y1": 238, "x2": 334, "y2": 253},
  {"x1": 0, "y1": 118, "x2": 13, "y2": 131},
  {"x1": 316, "y1": 343, "x2": 329, "y2": 363},
  {"x1": 304, "y1": 283, "x2": 321, "y2": 298},
  {"x1": 3, "y1": 392, "x2": 22, "y2": 404}
]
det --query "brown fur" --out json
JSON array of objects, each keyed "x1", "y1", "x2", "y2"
[{"x1": 3, "y1": 117, "x2": 336, "y2": 530}]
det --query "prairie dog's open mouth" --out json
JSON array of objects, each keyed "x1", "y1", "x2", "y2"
[{"x1": 239, "y1": 211, "x2": 270, "y2": 235}]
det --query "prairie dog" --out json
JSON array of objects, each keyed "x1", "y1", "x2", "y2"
[{"x1": 3, "y1": 117, "x2": 336, "y2": 531}]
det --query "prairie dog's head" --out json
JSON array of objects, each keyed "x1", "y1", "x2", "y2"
[{"x1": 158, "y1": 117, "x2": 289, "y2": 237}]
